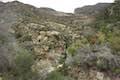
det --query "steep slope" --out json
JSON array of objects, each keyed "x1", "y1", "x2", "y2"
[
  {"x1": 0, "y1": 1, "x2": 120, "y2": 80},
  {"x1": 0, "y1": 1, "x2": 80, "y2": 79}
]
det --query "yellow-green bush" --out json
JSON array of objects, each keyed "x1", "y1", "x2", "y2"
[
  {"x1": 13, "y1": 50, "x2": 38, "y2": 80},
  {"x1": 67, "y1": 40, "x2": 83, "y2": 56},
  {"x1": 67, "y1": 38, "x2": 89, "y2": 56},
  {"x1": 14, "y1": 50, "x2": 34, "y2": 73},
  {"x1": 3, "y1": 50, "x2": 38, "y2": 80},
  {"x1": 96, "y1": 32, "x2": 106, "y2": 44},
  {"x1": 110, "y1": 36, "x2": 120, "y2": 52}
]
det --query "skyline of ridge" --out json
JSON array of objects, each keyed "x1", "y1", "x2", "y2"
[{"x1": 0, "y1": 0, "x2": 114, "y2": 12}]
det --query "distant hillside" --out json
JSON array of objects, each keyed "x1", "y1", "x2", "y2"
[
  {"x1": 74, "y1": 3, "x2": 111, "y2": 16},
  {"x1": 0, "y1": 1, "x2": 4, "y2": 6}
]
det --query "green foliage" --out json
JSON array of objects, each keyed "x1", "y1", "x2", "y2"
[
  {"x1": 96, "y1": 58, "x2": 109, "y2": 70},
  {"x1": 0, "y1": 77, "x2": 2, "y2": 80},
  {"x1": 0, "y1": 35, "x2": 7, "y2": 45},
  {"x1": 110, "y1": 36, "x2": 120, "y2": 52},
  {"x1": 108, "y1": 28, "x2": 120, "y2": 53},
  {"x1": 67, "y1": 46, "x2": 77, "y2": 56},
  {"x1": 91, "y1": 23, "x2": 113, "y2": 43},
  {"x1": 97, "y1": 32, "x2": 106, "y2": 44},
  {"x1": 114, "y1": 68, "x2": 120, "y2": 74},
  {"x1": 67, "y1": 37, "x2": 89, "y2": 56},
  {"x1": 46, "y1": 71, "x2": 73, "y2": 80},
  {"x1": 14, "y1": 50, "x2": 34, "y2": 73},
  {"x1": 67, "y1": 40, "x2": 83, "y2": 56},
  {"x1": 4, "y1": 49, "x2": 38, "y2": 80}
]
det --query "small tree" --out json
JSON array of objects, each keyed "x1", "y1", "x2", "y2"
[{"x1": 12, "y1": 50, "x2": 38, "y2": 80}]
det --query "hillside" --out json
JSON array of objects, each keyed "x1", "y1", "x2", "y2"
[
  {"x1": 74, "y1": 3, "x2": 111, "y2": 16},
  {"x1": 0, "y1": 0, "x2": 120, "y2": 80}
]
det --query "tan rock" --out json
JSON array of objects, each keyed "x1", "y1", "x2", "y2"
[{"x1": 96, "y1": 72, "x2": 104, "y2": 80}]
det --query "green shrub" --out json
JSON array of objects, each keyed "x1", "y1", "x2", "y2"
[
  {"x1": 67, "y1": 40, "x2": 83, "y2": 56},
  {"x1": 0, "y1": 35, "x2": 7, "y2": 45},
  {"x1": 46, "y1": 71, "x2": 73, "y2": 80},
  {"x1": 9, "y1": 50, "x2": 38, "y2": 80},
  {"x1": 0, "y1": 77, "x2": 2, "y2": 80},
  {"x1": 114, "y1": 68, "x2": 120, "y2": 74},
  {"x1": 96, "y1": 32, "x2": 106, "y2": 44},
  {"x1": 14, "y1": 50, "x2": 34, "y2": 73},
  {"x1": 96, "y1": 58, "x2": 108, "y2": 70},
  {"x1": 67, "y1": 46, "x2": 77, "y2": 56},
  {"x1": 67, "y1": 37, "x2": 89, "y2": 56},
  {"x1": 110, "y1": 36, "x2": 120, "y2": 52}
]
